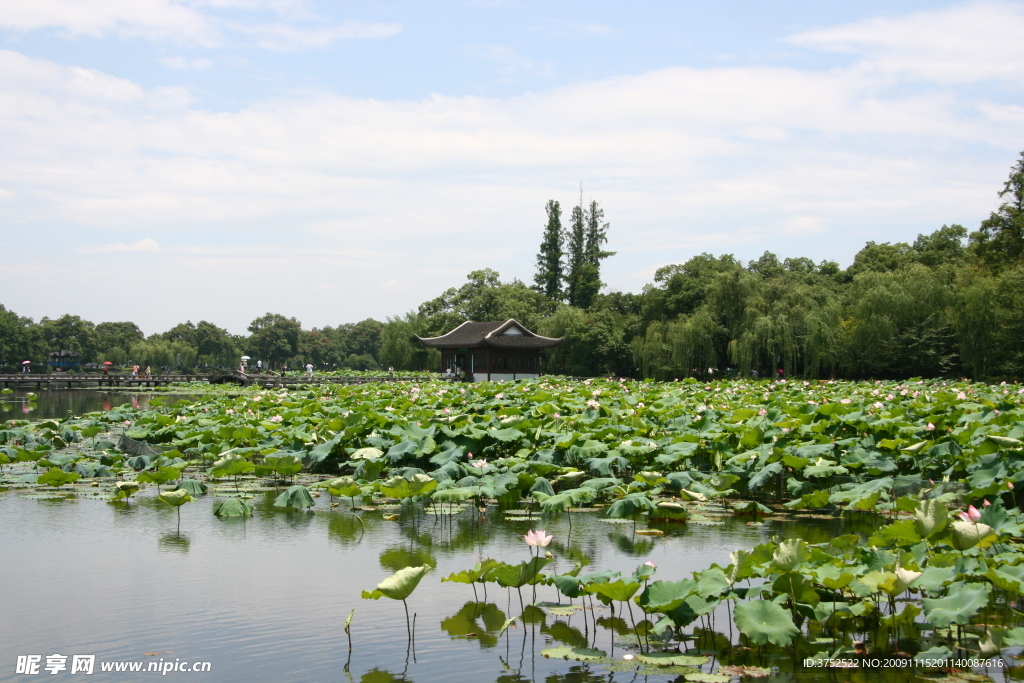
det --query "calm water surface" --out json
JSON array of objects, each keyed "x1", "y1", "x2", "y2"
[
  {"x1": 1, "y1": 389, "x2": 194, "y2": 421},
  {"x1": 0, "y1": 486, "x2": 845, "y2": 683}
]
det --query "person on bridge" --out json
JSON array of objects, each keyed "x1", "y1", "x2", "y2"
[
  {"x1": 256, "y1": 360, "x2": 262, "y2": 374},
  {"x1": 132, "y1": 364, "x2": 139, "y2": 377},
  {"x1": 305, "y1": 363, "x2": 313, "y2": 377}
]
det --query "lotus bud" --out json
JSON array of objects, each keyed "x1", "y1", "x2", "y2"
[
  {"x1": 983, "y1": 499, "x2": 991, "y2": 507},
  {"x1": 959, "y1": 505, "x2": 982, "y2": 523},
  {"x1": 1010, "y1": 481, "x2": 1016, "y2": 490}
]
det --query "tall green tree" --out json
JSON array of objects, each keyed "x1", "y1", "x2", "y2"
[
  {"x1": 563, "y1": 189, "x2": 614, "y2": 309},
  {"x1": 246, "y1": 313, "x2": 301, "y2": 369},
  {"x1": 564, "y1": 196, "x2": 587, "y2": 307},
  {"x1": 95, "y1": 322, "x2": 144, "y2": 357},
  {"x1": 573, "y1": 199, "x2": 615, "y2": 309},
  {"x1": 40, "y1": 314, "x2": 97, "y2": 364},
  {"x1": 971, "y1": 151, "x2": 1024, "y2": 269},
  {"x1": 0, "y1": 305, "x2": 42, "y2": 367},
  {"x1": 193, "y1": 321, "x2": 235, "y2": 365},
  {"x1": 533, "y1": 199, "x2": 564, "y2": 300}
]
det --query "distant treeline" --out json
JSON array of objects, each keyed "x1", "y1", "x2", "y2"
[{"x1": 2, "y1": 152, "x2": 1022, "y2": 380}]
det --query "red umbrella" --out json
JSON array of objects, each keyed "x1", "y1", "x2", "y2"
[{"x1": 103, "y1": 361, "x2": 114, "y2": 365}]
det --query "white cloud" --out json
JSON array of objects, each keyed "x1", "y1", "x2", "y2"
[
  {"x1": 229, "y1": 19, "x2": 402, "y2": 51},
  {"x1": 160, "y1": 56, "x2": 213, "y2": 70},
  {"x1": 788, "y1": 1, "x2": 1024, "y2": 84},
  {"x1": 0, "y1": 0, "x2": 221, "y2": 45},
  {"x1": 0, "y1": 0, "x2": 401, "y2": 51},
  {"x1": 76, "y1": 238, "x2": 162, "y2": 254}
]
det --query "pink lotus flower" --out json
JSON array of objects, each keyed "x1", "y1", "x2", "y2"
[
  {"x1": 959, "y1": 505, "x2": 982, "y2": 523},
  {"x1": 644, "y1": 561, "x2": 656, "y2": 568},
  {"x1": 524, "y1": 529, "x2": 553, "y2": 547},
  {"x1": 553, "y1": 412, "x2": 560, "y2": 418},
  {"x1": 471, "y1": 459, "x2": 488, "y2": 469},
  {"x1": 926, "y1": 423, "x2": 935, "y2": 430}
]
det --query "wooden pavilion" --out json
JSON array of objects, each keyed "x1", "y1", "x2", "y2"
[{"x1": 416, "y1": 319, "x2": 561, "y2": 382}]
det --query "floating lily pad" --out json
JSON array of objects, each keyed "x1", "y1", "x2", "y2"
[
  {"x1": 541, "y1": 604, "x2": 583, "y2": 617},
  {"x1": 541, "y1": 647, "x2": 606, "y2": 661},
  {"x1": 635, "y1": 529, "x2": 664, "y2": 536},
  {"x1": 636, "y1": 652, "x2": 708, "y2": 667},
  {"x1": 502, "y1": 516, "x2": 533, "y2": 521},
  {"x1": 716, "y1": 665, "x2": 771, "y2": 678},
  {"x1": 21, "y1": 492, "x2": 73, "y2": 500},
  {"x1": 599, "y1": 518, "x2": 633, "y2": 524},
  {"x1": 684, "y1": 673, "x2": 731, "y2": 683}
]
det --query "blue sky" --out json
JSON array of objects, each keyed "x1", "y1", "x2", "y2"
[{"x1": 0, "y1": 0, "x2": 1022, "y2": 335}]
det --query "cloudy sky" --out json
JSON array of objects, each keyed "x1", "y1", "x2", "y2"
[{"x1": 0, "y1": 0, "x2": 1021, "y2": 335}]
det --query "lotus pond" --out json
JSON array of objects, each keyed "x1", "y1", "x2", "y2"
[{"x1": 2, "y1": 377, "x2": 1024, "y2": 683}]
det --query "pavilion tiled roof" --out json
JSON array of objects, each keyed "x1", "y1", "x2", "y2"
[{"x1": 416, "y1": 319, "x2": 562, "y2": 349}]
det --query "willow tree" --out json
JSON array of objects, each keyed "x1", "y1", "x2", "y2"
[
  {"x1": 842, "y1": 265, "x2": 958, "y2": 378},
  {"x1": 954, "y1": 266, "x2": 1024, "y2": 379}
]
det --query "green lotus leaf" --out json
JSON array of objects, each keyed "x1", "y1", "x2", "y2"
[
  {"x1": 157, "y1": 489, "x2": 192, "y2": 507},
  {"x1": 911, "y1": 565, "x2": 957, "y2": 593},
  {"x1": 211, "y1": 454, "x2": 254, "y2": 478},
  {"x1": 733, "y1": 599, "x2": 800, "y2": 646},
  {"x1": 380, "y1": 473, "x2": 437, "y2": 500},
  {"x1": 351, "y1": 447, "x2": 384, "y2": 460},
  {"x1": 589, "y1": 579, "x2": 641, "y2": 603},
  {"x1": 771, "y1": 538, "x2": 810, "y2": 572},
  {"x1": 432, "y1": 487, "x2": 476, "y2": 503},
  {"x1": 540, "y1": 646, "x2": 606, "y2": 661},
  {"x1": 137, "y1": 466, "x2": 183, "y2": 488},
  {"x1": 715, "y1": 665, "x2": 770, "y2": 678},
  {"x1": 537, "y1": 487, "x2": 596, "y2": 512},
  {"x1": 323, "y1": 476, "x2": 362, "y2": 498},
  {"x1": 362, "y1": 565, "x2": 430, "y2": 601},
  {"x1": 639, "y1": 579, "x2": 697, "y2": 612},
  {"x1": 38, "y1": 467, "x2": 80, "y2": 488},
  {"x1": 922, "y1": 582, "x2": 990, "y2": 628},
  {"x1": 111, "y1": 481, "x2": 141, "y2": 500},
  {"x1": 606, "y1": 493, "x2": 657, "y2": 519},
  {"x1": 442, "y1": 558, "x2": 500, "y2": 584},
  {"x1": 813, "y1": 564, "x2": 854, "y2": 590},
  {"x1": 274, "y1": 484, "x2": 315, "y2": 509},
  {"x1": 175, "y1": 479, "x2": 207, "y2": 495},
  {"x1": 213, "y1": 498, "x2": 254, "y2": 517},
  {"x1": 683, "y1": 673, "x2": 731, "y2": 683},
  {"x1": 493, "y1": 557, "x2": 551, "y2": 589},
  {"x1": 635, "y1": 652, "x2": 708, "y2": 667}
]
